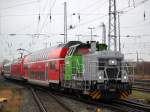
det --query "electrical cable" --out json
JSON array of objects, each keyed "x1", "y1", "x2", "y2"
[
  {"x1": 77, "y1": 0, "x2": 106, "y2": 13},
  {"x1": 119, "y1": 0, "x2": 150, "y2": 14},
  {"x1": 71, "y1": 14, "x2": 108, "y2": 30},
  {"x1": 83, "y1": 0, "x2": 108, "y2": 14},
  {"x1": 0, "y1": 0, "x2": 37, "y2": 11},
  {"x1": 39, "y1": 0, "x2": 57, "y2": 33},
  {"x1": 75, "y1": 0, "x2": 108, "y2": 25}
]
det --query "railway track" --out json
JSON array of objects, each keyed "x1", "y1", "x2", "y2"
[
  {"x1": 80, "y1": 98, "x2": 150, "y2": 112},
  {"x1": 45, "y1": 89, "x2": 150, "y2": 112},
  {"x1": 31, "y1": 87, "x2": 74, "y2": 112},
  {"x1": 3, "y1": 78, "x2": 150, "y2": 112},
  {"x1": 113, "y1": 99, "x2": 150, "y2": 112},
  {"x1": 133, "y1": 80, "x2": 150, "y2": 93},
  {"x1": 134, "y1": 80, "x2": 150, "y2": 87},
  {"x1": 47, "y1": 92, "x2": 74, "y2": 112},
  {"x1": 33, "y1": 88, "x2": 114, "y2": 112},
  {"x1": 32, "y1": 88, "x2": 150, "y2": 112},
  {"x1": 132, "y1": 85, "x2": 150, "y2": 93},
  {"x1": 30, "y1": 88, "x2": 48, "y2": 112}
]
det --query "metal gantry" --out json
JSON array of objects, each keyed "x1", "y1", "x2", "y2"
[
  {"x1": 88, "y1": 27, "x2": 95, "y2": 41},
  {"x1": 101, "y1": 23, "x2": 106, "y2": 44},
  {"x1": 64, "y1": 2, "x2": 67, "y2": 44},
  {"x1": 108, "y1": 0, "x2": 117, "y2": 51}
]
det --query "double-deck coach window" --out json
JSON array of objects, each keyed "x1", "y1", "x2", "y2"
[{"x1": 49, "y1": 61, "x2": 56, "y2": 70}]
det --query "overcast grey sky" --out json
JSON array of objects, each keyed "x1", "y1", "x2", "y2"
[{"x1": 0, "y1": 0, "x2": 150, "y2": 62}]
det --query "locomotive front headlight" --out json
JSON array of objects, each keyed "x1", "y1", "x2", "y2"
[
  {"x1": 121, "y1": 70, "x2": 128, "y2": 82},
  {"x1": 99, "y1": 76, "x2": 102, "y2": 80},
  {"x1": 123, "y1": 75, "x2": 127, "y2": 79},
  {"x1": 98, "y1": 71, "x2": 104, "y2": 80},
  {"x1": 109, "y1": 59, "x2": 117, "y2": 65}
]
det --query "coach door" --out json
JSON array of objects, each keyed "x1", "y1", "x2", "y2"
[
  {"x1": 48, "y1": 61, "x2": 59, "y2": 83},
  {"x1": 45, "y1": 63, "x2": 48, "y2": 80}
]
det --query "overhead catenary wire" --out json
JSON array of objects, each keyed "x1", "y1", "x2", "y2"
[
  {"x1": 64, "y1": 0, "x2": 108, "y2": 33},
  {"x1": 39, "y1": 0, "x2": 57, "y2": 33},
  {"x1": 81, "y1": 0, "x2": 108, "y2": 14},
  {"x1": 0, "y1": 0, "x2": 37, "y2": 11},
  {"x1": 41, "y1": 0, "x2": 49, "y2": 13},
  {"x1": 77, "y1": 0, "x2": 106, "y2": 13},
  {"x1": 2, "y1": 0, "x2": 149, "y2": 60},
  {"x1": 1, "y1": 0, "x2": 148, "y2": 35},
  {"x1": 13, "y1": 24, "x2": 35, "y2": 34},
  {"x1": 119, "y1": 0, "x2": 150, "y2": 13},
  {"x1": 121, "y1": 23, "x2": 150, "y2": 29},
  {"x1": 91, "y1": 0, "x2": 150, "y2": 29},
  {"x1": 0, "y1": 0, "x2": 109, "y2": 35},
  {"x1": 0, "y1": 12, "x2": 109, "y2": 18},
  {"x1": 114, "y1": 1, "x2": 150, "y2": 37},
  {"x1": 74, "y1": 0, "x2": 108, "y2": 24},
  {"x1": 26, "y1": 0, "x2": 57, "y2": 47},
  {"x1": 69, "y1": 14, "x2": 108, "y2": 30},
  {"x1": 0, "y1": 0, "x2": 109, "y2": 59},
  {"x1": 65, "y1": 0, "x2": 110, "y2": 37}
]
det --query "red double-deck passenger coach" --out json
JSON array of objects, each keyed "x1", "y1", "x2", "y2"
[{"x1": 23, "y1": 41, "x2": 81, "y2": 86}]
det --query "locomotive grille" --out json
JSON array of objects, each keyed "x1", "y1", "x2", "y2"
[{"x1": 106, "y1": 67, "x2": 118, "y2": 79}]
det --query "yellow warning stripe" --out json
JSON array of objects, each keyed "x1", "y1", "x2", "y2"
[
  {"x1": 123, "y1": 92, "x2": 127, "y2": 97},
  {"x1": 121, "y1": 95, "x2": 124, "y2": 99},
  {"x1": 92, "y1": 92, "x2": 100, "y2": 99},
  {"x1": 90, "y1": 90, "x2": 97, "y2": 96},
  {"x1": 96, "y1": 94, "x2": 101, "y2": 99},
  {"x1": 124, "y1": 91, "x2": 129, "y2": 96},
  {"x1": 121, "y1": 93, "x2": 125, "y2": 98},
  {"x1": 122, "y1": 92, "x2": 126, "y2": 97},
  {"x1": 121, "y1": 91, "x2": 130, "y2": 99}
]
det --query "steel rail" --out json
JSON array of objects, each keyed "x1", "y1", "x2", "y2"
[
  {"x1": 4, "y1": 78, "x2": 149, "y2": 112},
  {"x1": 33, "y1": 87, "x2": 74, "y2": 112},
  {"x1": 47, "y1": 92, "x2": 74, "y2": 112},
  {"x1": 43, "y1": 89, "x2": 130, "y2": 112},
  {"x1": 46, "y1": 89, "x2": 150, "y2": 112},
  {"x1": 133, "y1": 86, "x2": 150, "y2": 93},
  {"x1": 30, "y1": 87, "x2": 48, "y2": 112},
  {"x1": 113, "y1": 99, "x2": 150, "y2": 112}
]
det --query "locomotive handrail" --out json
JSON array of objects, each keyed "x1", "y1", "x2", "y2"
[
  {"x1": 61, "y1": 62, "x2": 134, "y2": 83},
  {"x1": 94, "y1": 65, "x2": 134, "y2": 82}
]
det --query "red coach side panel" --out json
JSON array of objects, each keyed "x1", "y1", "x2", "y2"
[
  {"x1": 29, "y1": 62, "x2": 46, "y2": 80},
  {"x1": 23, "y1": 56, "x2": 29, "y2": 79},
  {"x1": 11, "y1": 58, "x2": 25, "y2": 80},
  {"x1": 48, "y1": 48, "x2": 68, "y2": 83},
  {"x1": 24, "y1": 41, "x2": 82, "y2": 85}
]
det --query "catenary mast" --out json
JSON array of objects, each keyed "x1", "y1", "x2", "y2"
[{"x1": 108, "y1": 0, "x2": 117, "y2": 51}]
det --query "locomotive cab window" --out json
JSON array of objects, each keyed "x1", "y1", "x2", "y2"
[
  {"x1": 98, "y1": 59, "x2": 105, "y2": 70},
  {"x1": 98, "y1": 62, "x2": 105, "y2": 70},
  {"x1": 74, "y1": 48, "x2": 89, "y2": 55}
]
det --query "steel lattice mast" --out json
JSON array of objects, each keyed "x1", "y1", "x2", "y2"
[{"x1": 108, "y1": 0, "x2": 117, "y2": 51}]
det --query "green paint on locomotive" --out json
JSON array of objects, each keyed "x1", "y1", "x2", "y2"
[
  {"x1": 64, "y1": 55, "x2": 83, "y2": 80},
  {"x1": 64, "y1": 42, "x2": 107, "y2": 80}
]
